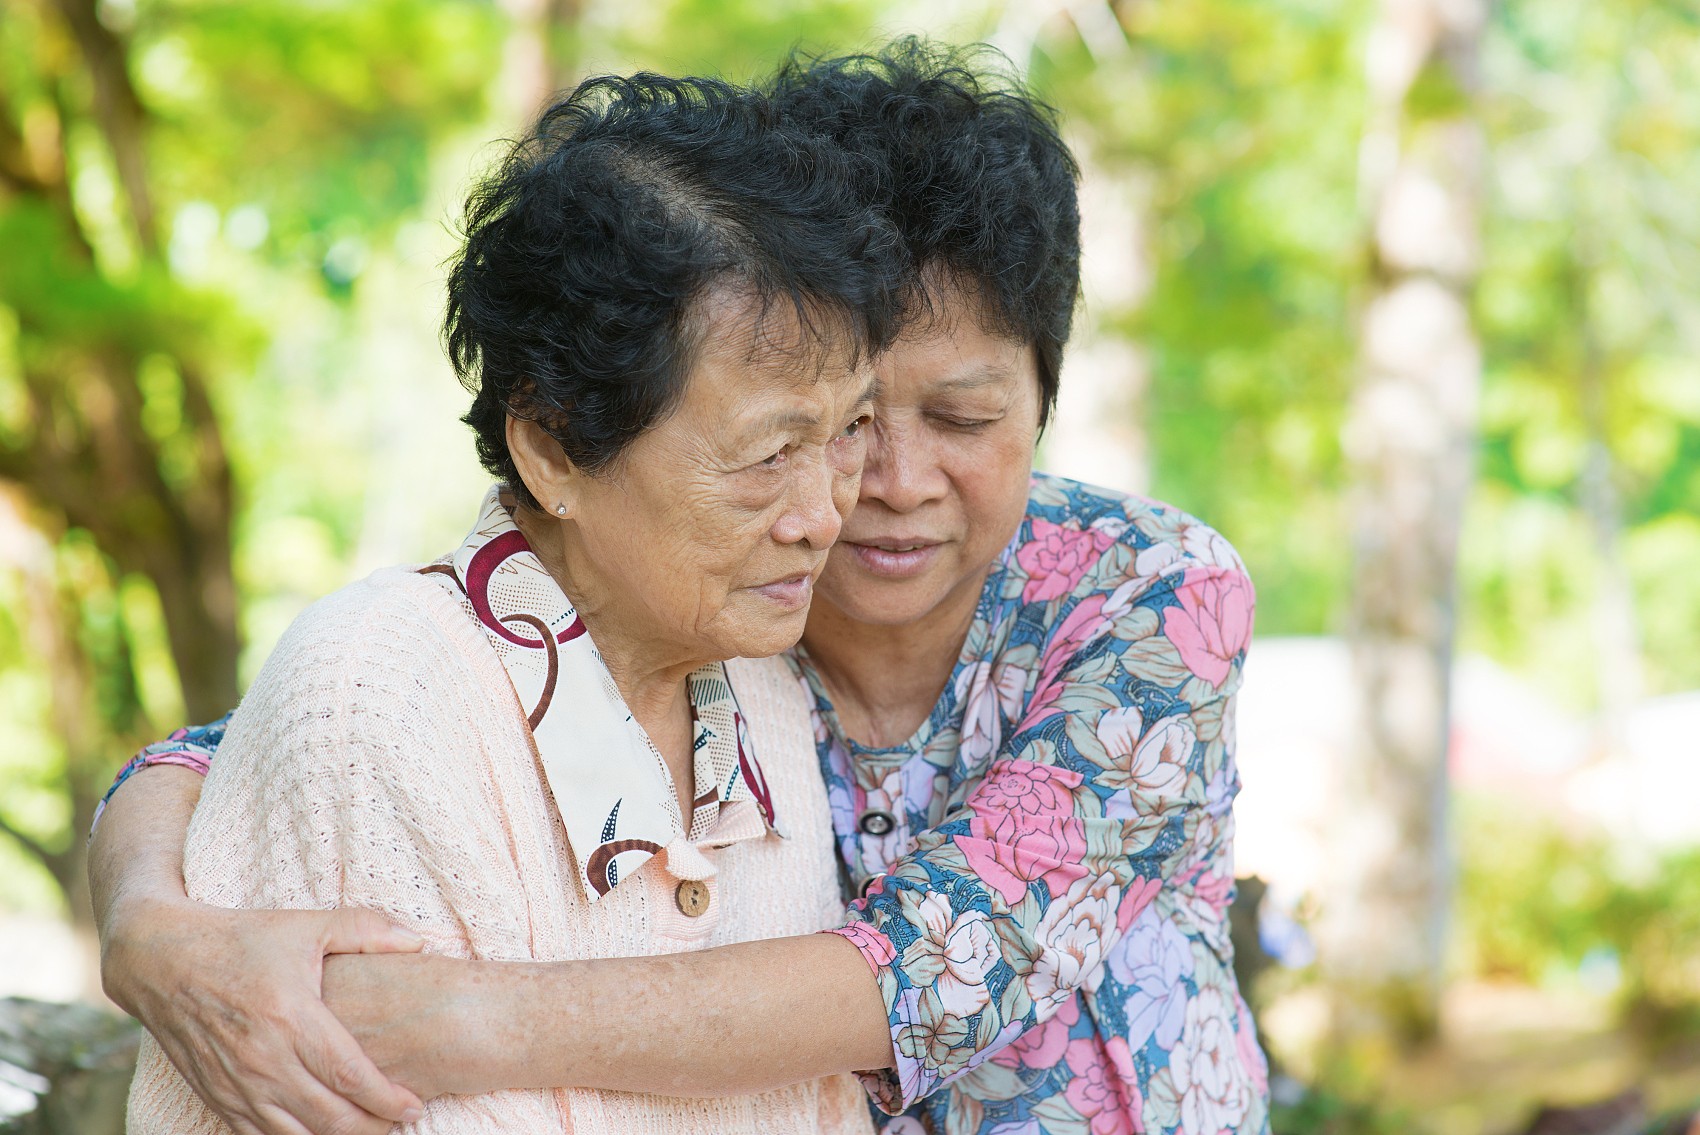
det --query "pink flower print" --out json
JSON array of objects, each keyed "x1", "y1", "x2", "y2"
[
  {"x1": 1023, "y1": 593, "x2": 1109, "y2": 723},
  {"x1": 1233, "y1": 992, "x2": 1270, "y2": 1098},
  {"x1": 1115, "y1": 876, "x2": 1163, "y2": 935},
  {"x1": 958, "y1": 761, "x2": 1088, "y2": 906},
  {"x1": 832, "y1": 920, "x2": 897, "y2": 968},
  {"x1": 993, "y1": 989, "x2": 1078, "y2": 1071},
  {"x1": 1190, "y1": 867, "x2": 1234, "y2": 919},
  {"x1": 1063, "y1": 1036, "x2": 1135, "y2": 1135},
  {"x1": 1017, "y1": 518, "x2": 1115, "y2": 603},
  {"x1": 1161, "y1": 568, "x2": 1254, "y2": 687},
  {"x1": 1103, "y1": 1036, "x2": 1146, "y2": 1127}
]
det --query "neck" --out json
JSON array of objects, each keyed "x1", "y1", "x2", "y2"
[
  {"x1": 511, "y1": 504, "x2": 698, "y2": 739},
  {"x1": 800, "y1": 566, "x2": 988, "y2": 748}
]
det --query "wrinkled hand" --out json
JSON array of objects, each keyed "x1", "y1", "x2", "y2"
[{"x1": 102, "y1": 898, "x2": 427, "y2": 1135}]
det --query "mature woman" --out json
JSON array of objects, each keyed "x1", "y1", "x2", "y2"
[
  {"x1": 120, "y1": 71, "x2": 904, "y2": 1134},
  {"x1": 94, "y1": 43, "x2": 1272, "y2": 1135}
]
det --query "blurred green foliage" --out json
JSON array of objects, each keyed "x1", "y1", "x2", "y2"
[
  {"x1": 1459, "y1": 795, "x2": 1700, "y2": 1031},
  {"x1": 0, "y1": 3, "x2": 1697, "y2": 1125}
]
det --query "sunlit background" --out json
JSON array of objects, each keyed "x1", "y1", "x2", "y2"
[{"x1": 1, "y1": 0, "x2": 1697, "y2": 1131}]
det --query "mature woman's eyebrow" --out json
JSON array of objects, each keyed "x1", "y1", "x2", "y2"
[{"x1": 937, "y1": 363, "x2": 1017, "y2": 391}]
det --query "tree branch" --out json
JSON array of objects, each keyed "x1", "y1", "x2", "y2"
[
  {"x1": 50, "y1": 0, "x2": 157, "y2": 255},
  {"x1": 0, "y1": 809, "x2": 56, "y2": 873}
]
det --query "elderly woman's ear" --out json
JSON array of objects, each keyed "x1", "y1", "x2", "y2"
[{"x1": 506, "y1": 415, "x2": 585, "y2": 518}]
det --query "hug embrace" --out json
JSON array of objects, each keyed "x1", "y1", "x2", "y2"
[{"x1": 91, "y1": 38, "x2": 1268, "y2": 1135}]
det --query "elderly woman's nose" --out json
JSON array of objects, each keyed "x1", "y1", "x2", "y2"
[{"x1": 772, "y1": 455, "x2": 844, "y2": 549}]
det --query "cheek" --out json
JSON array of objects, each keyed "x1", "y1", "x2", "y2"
[
  {"x1": 633, "y1": 478, "x2": 778, "y2": 590},
  {"x1": 947, "y1": 429, "x2": 1035, "y2": 534},
  {"x1": 828, "y1": 437, "x2": 866, "y2": 519}
]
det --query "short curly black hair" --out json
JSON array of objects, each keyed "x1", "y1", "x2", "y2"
[
  {"x1": 768, "y1": 38, "x2": 1082, "y2": 428},
  {"x1": 446, "y1": 73, "x2": 906, "y2": 507}
]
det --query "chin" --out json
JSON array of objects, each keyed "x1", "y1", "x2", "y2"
[
  {"x1": 724, "y1": 611, "x2": 810, "y2": 659},
  {"x1": 815, "y1": 575, "x2": 944, "y2": 628}
]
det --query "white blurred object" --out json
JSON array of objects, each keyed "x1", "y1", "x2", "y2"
[
  {"x1": 0, "y1": 915, "x2": 90, "y2": 1002},
  {"x1": 1233, "y1": 636, "x2": 1700, "y2": 906}
]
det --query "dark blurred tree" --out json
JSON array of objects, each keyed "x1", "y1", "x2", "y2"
[
  {"x1": 0, "y1": 0, "x2": 238, "y2": 722},
  {"x1": 0, "y1": 0, "x2": 501, "y2": 939}
]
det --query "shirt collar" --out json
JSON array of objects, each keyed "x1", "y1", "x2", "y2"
[{"x1": 424, "y1": 486, "x2": 780, "y2": 899}]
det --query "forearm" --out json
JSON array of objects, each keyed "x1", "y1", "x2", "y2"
[
  {"x1": 88, "y1": 767, "x2": 203, "y2": 1009},
  {"x1": 325, "y1": 931, "x2": 893, "y2": 1098}
]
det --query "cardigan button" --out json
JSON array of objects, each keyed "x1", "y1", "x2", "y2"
[
  {"x1": 858, "y1": 809, "x2": 896, "y2": 837},
  {"x1": 674, "y1": 879, "x2": 710, "y2": 918}
]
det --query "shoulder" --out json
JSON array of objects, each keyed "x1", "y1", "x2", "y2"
[
  {"x1": 235, "y1": 565, "x2": 507, "y2": 739},
  {"x1": 1021, "y1": 472, "x2": 1249, "y2": 582},
  {"x1": 264, "y1": 566, "x2": 491, "y2": 676},
  {"x1": 1011, "y1": 475, "x2": 1255, "y2": 688},
  {"x1": 1008, "y1": 473, "x2": 1251, "y2": 614}
]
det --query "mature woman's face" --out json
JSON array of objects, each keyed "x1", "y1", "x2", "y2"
[
  {"x1": 537, "y1": 288, "x2": 876, "y2": 666},
  {"x1": 812, "y1": 284, "x2": 1042, "y2": 631}
]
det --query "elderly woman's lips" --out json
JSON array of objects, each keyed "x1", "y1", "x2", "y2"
[
  {"x1": 751, "y1": 572, "x2": 814, "y2": 611},
  {"x1": 845, "y1": 540, "x2": 941, "y2": 579}
]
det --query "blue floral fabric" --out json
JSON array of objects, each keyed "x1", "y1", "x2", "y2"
[{"x1": 814, "y1": 473, "x2": 1269, "y2": 1135}]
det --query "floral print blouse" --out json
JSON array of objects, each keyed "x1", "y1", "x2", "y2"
[
  {"x1": 100, "y1": 472, "x2": 1269, "y2": 1135},
  {"x1": 811, "y1": 473, "x2": 1268, "y2": 1135}
]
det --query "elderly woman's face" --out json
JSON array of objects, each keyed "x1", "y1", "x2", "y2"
[{"x1": 531, "y1": 289, "x2": 876, "y2": 666}]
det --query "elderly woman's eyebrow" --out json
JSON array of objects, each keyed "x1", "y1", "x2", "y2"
[
  {"x1": 854, "y1": 375, "x2": 879, "y2": 410},
  {"x1": 740, "y1": 378, "x2": 878, "y2": 440}
]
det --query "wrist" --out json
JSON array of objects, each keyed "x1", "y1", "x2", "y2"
[{"x1": 98, "y1": 889, "x2": 205, "y2": 1017}]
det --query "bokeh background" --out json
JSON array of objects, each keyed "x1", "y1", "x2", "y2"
[{"x1": 1, "y1": 0, "x2": 1697, "y2": 1131}]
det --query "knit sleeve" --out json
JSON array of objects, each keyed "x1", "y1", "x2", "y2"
[{"x1": 126, "y1": 572, "x2": 571, "y2": 1135}]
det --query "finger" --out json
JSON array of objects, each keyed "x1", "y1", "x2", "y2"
[
  {"x1": 298, "y1": 1003, "x2": 425, "y2": 1124},
  {"x1": 153, "y1": 1032, "x2": 288, "y2": 1135},
  {"x1": 318, "y1": 908, "x2": 425, "y2": 956},
  {"x1": 224, "y1": 1045, "x2": 394, "y2": 1135},
  {"x1": 256, "y1": 1093, "x2": 393, "y2": 1135},
  {"x1": 254, "y1": 1094, "x2": 387, "y2": 1135}
]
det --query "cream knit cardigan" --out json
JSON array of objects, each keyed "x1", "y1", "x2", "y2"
[{"x1": 126, "y1": 567, "x2": 872, "y2": 1135}]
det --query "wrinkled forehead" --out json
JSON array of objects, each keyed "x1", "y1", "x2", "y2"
[{"x1": 685, "y1": 280, "x2": 871, "y2": 386}]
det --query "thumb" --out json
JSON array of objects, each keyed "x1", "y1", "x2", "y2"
[{"x1": 320, "y1": 907, "x2": 425, "y2": 956}]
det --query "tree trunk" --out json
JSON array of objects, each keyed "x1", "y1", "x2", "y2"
[
  {"x1": 1326, "y1": 0, "x2": 1486, "y2": 1044},
  {"x1": 1045, "y1": 151, "x2": 1152, "y2": 495}
]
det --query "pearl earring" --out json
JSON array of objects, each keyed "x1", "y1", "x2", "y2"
[{"x1": 554, "y1": 503, "x2": 567, "y2": 517}]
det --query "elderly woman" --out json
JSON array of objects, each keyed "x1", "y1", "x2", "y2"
[
  {"x1": 122, "y1": 71, "x2": 903, "y2": 1135},
  {"x1": 96, "y1": 42, "x2": 1271, "y2": 1135}
]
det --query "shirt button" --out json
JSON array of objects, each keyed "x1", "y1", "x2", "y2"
[
  {"x1": 859, "y1": 874, "x2": 884, "y2": 899},
  {"x1": 858, "y1": 809, "x2": 896, "y2": 837},
  {"x1": 674, "y1": 879, "x2": 710, "y2": 917}
]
